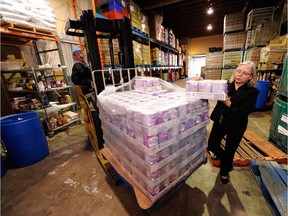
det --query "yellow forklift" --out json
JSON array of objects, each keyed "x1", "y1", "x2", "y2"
[{"x1": 65, "y1": 10, "x2": 135, "y2": 185}]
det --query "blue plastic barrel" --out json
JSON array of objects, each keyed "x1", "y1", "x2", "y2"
[
  {"x1": 0, "y1": 112, "x2": 49, "y2": 167},
  {"x1": 255, "y1": 80, "x2": 271, "y2": 110}
]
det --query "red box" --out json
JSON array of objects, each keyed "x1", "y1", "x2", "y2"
[
  {"x1": 122, "y1": 8, "x2": 130, "y2": 19},
  {"x1": 102, "y1": 10, "x2": 123, "y2": 20}
]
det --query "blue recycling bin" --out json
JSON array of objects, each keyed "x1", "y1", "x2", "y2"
[
  {"x1": 255, "y1": 80, "x2": 271, "y2": 110},
  {"x1": 0, "y1": 112, "x2": 49, "y2": 167}
]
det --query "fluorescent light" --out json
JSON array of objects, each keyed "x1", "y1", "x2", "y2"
[
  {"x1": 207, "y1": 24, "x2": 213, "y2": 30},
  {"x1": 207, "y1": 7, "x2": 213, "y2": 14}
]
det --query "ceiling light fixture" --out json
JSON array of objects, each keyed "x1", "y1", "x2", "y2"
[
  {"x1": 207, "y1": 7, "x2": 214, "y2": 14},
  {"x1": 207, "y1": 24, "x2": 213, "y2": 30}
]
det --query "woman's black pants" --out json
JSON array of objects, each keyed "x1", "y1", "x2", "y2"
[{"x1": 208, "y1": 122, "x2": 245, "y2": 176}]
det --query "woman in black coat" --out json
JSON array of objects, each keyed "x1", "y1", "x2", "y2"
[{"x1": 208, "y1": 61, "x2": 259, "y2": 184}]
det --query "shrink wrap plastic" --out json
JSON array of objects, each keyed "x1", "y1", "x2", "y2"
[{"x1": 98, "y1": 77, "x2": 209, "y2": 201}]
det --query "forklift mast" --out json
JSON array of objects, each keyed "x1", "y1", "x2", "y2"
[
  {"x1": 66, "y1": 9, "x2": 135, "y2": 94},
  {"x1": 65, "y1": 10, "x2": 136, "y2": 185}
]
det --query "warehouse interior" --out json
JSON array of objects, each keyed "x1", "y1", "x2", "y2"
[{"x1": 1, "y1": 0, "x2": 287, "y2": 215}]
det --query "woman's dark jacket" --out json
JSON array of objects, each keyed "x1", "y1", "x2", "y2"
[
  {"x1": 210, "y1": 81, "x2": 259, "y2": 131},
  {"x1": 71, "y1": 61, "x2": 93, "y2": 94}
]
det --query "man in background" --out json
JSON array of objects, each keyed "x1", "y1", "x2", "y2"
[
  {"x1": 71, "y1": 47, "x2": 94, "y2": 94},
  {"x1": 71, "y1": 47, "x2": 104, "y2": 148}
]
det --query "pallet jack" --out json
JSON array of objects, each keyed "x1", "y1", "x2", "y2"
[{"x1": 65, "y1": 10, "x2": 135, "y2": 185}]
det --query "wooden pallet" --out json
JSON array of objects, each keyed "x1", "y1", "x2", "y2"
[
  {"x1": 3, "y1": 22, "x2": 55, "y2": 36},
  {"x1": 101, "y1": 147, "x2": 206, "y2": 210},
  {"x1": 250, "y1": 160, "x2": 287, "y2": 216},
  {"x1": 232, "y1": 130, "x2": 288, "y2": 166},
  {"x1": 208, "y1": 130, "x2": 288, "y2": 166},
  {"x1": 1, "y1": 22, "x2": 58, "y2": 42}
]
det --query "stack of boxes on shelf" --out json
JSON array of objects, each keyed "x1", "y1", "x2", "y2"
[
  {"x1": 150, "y1": 50, "x2": 178, "y2": 68},
  {"x1": 95, "y1": 1, "x2": 183, "y2": 80},
  {"x1": 205, "y1": 50, "x2": 223, "y2": 80},
  {"x1": 168, "y1": 29, "x2": 176, "y2": 48},
  {"x1": 99, "y1": 38, "x2": 120, "y2": 67},
  {"x1": 149, "y1": 13, "x2": 164, "y2": 42},
  {"x1": 222, "y1": 12, "x2": 245, "y2": 80},
  {"x1": 245, "y1": 7, "x2": 277, "y2": 44},
  {"x1": 148, "y1": 13, "x2": 178, "y2": 49},
  {"x1": 243, "y1": 30, "x2": 261, "y2": 66},
  {"x1": 130, "y1": 1, "x2": 151, "y2": 66},
  {"x1": 133, "y1": 41, "x2": 142, "y2": 65},
  {"x1": 244, "y1": 7, "x2": 279, "y2": 69},
  {"x1": 221, "y1": 5, "x2": 286, "y2": 82},
  {"x1": 243, "y1": 5, "x2": 286, "y2": 91},
  {"x1": 151, "y1": 48, "x2": 162, "y2": 66},
  {"x1": 130, "y1": 1, "x2": 149, "y2": 35},
  {"x1": 259, "y1": 41, "x2": 287, "y2": 71},
  {"x1": 96, "y1": 0, "x2": 130, "y2": 20},
  {"x1": 133, "y1": 41, "x2": 151, "y2": 66},
  {"x1": 132, "y1": 38, "x2": 151, "y2": 66},
  {"x1": 142, "y1": 44, "x2": 151, "y2": 65},
  {"x1": 98, "y1": 77, "x2": 209, "y2": 201},
  {"x1": 151, "y1": 49, "x2": 178, "y2": 67}
]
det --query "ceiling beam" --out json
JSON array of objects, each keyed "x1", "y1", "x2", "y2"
[
  {"x1": 144, "y1": 0, "x2": 207, "y2": 10},
  {"x1": 144, "y1": 0, "x2": 186, "y2": 10}
]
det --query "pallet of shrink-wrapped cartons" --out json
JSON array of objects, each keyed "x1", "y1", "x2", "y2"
[{"x1": 98, "y1": 76, "x2": 210, "y2": 208}]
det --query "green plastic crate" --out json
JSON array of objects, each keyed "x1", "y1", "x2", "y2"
[{"x1": 269, "y1": 98, "x2": 287, "y2": 153}]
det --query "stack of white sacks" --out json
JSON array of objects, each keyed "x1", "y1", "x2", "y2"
[
  {"x1": 98, "y1": 77, "x2": 210, "y2": 201},
  {"x1": 0, "y1": 0, "x2": 56, "y2": 32}
]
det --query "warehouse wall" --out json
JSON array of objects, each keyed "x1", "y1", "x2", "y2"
[
  {"x1": 187, "y1": 34, "x2": 223, "y2": 55},
  {"x1": 48, "y1": 0, "x2": 91, "y2": 38}
]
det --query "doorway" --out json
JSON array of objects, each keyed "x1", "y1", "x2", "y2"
[{"x1": 188, "y1": 55, "x2": 206, "y2": 77}]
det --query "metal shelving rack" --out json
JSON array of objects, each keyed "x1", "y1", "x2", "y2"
[
  {"x1": 1, "y1": 66, "x2": 79, "y2": 137},
  {"x1": 1, "y1": 22, "x2": 81, "y2": 137}
]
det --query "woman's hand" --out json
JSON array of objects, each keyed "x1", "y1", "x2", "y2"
[
  {"x1": 222, "y1": 95, "x2": 231, "y2": 107},
  {"x1": 191, "y1": 76, "x2": 203, "y2": 81},
  {"x1": 91, "y1": 81, "x2": 95, "y2": 89}
]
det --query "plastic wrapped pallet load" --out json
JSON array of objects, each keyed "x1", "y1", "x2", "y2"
[{"x1": 98, "y1": 76, "x2": 209, "y2": 207}]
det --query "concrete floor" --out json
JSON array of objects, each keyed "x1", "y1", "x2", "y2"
[{"x1": 1, "y1": 78, "x2": 277, "y2": 216}]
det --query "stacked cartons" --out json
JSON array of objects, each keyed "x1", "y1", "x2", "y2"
[{"x1": 98, "y1": 77, "x2": 209, "y2": 202}]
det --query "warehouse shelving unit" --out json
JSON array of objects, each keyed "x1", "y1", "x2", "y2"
[
  {"x1": 1, "y1": 24, "x2": 79, "y2": 137},
  {"x1": 1, "y1": 66, "x2": 79, "y2": 137},
  {"x1": 131, "y1": 26, "x2": 182, "y2": 82}
]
